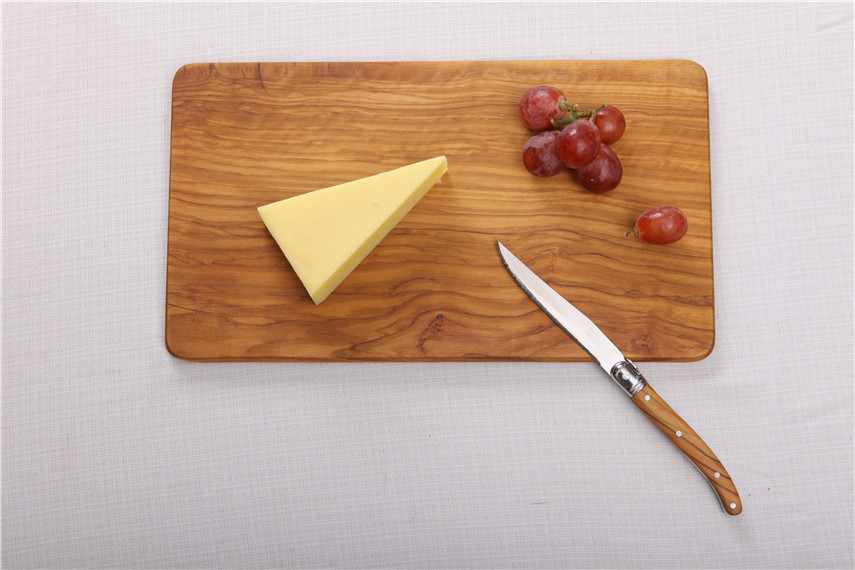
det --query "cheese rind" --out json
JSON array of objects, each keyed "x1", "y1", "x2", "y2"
[{"x1": 258, "y1": 156, "x2": 448, "y2": 304}]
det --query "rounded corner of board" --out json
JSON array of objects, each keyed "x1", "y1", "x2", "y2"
[
  {"x1": 172, "y1": 63, "x2": 211, "y2": 87},
  {"x1": 686, "y1": 333, "x2": 716, "y2": 363},
  {"x1": 675, "y1": 59, "x2": 710, "y2": 86},
  {"x1": 165, "y1": 335, "x2": 194, "y2": 362}
]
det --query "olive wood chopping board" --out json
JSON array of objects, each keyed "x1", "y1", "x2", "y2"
[{"x1": 166, "y1": 60, "x2": 714, "y2": 362}]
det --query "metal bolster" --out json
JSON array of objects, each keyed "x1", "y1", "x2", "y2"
[{"x1": 610, "y1": 360, "x2": 648, "y2": 397}]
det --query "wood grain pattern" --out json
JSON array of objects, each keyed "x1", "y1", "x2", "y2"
[
  {"x1": 166, "y1": 60, "x2": 714, "y2": 362},
  {"x1": 632, "y1": 384, "x2": 742, "y2": 515}
]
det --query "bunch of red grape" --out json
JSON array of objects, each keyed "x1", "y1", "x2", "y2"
[
  {"x1": 520, "y1": 85, "x2": 626, "y2": 193},
  {"x1": 519, "y1": 85, "x2": 687, "y2": 244}
]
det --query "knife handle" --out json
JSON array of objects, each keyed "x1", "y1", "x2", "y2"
[{"x1": 631, "y1": 384, "x2": 742, "y2": 516}]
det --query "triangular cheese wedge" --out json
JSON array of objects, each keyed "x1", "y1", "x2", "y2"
[{"x1": 258, "y1": 156, "x2": 448, "y2": 304}]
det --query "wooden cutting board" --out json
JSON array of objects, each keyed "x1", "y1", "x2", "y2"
[{"x1": 166, "y1": 60, "x2": 714, "y2": 362}]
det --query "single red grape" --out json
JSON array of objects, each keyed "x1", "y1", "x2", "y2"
[
  {"x1": 575, "y1": 143, "x2": 622, "y2": 193},
  {"x1": 631, "y1": 206, "x2": 688, "y2": 244},
  {"x1": 557, "y1": 119, "x2": 602, "y2": 169},
  {"x1": 519, "y1": 86, "x2": 566, "y2": 131},
  {"x1": 593, "y1": 105, "x2": 626, "y2": 145},
  {"x1": 522, "y1": 131, "x2": 565, "y2": 177}
]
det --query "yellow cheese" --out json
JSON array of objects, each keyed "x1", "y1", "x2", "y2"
[{"x1": 258, "y1": 156, "x2": 448, "y2": 304}]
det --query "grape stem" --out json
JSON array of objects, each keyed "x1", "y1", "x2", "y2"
[
  {"x1": 552, "y1": 103, "x2": 609, "y2": 128},
  {"x1": 625, "y1": 226, "x2": 640, "y2": 238}
]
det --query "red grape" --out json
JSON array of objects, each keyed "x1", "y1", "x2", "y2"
[
  {"x1": 557, "y1": 119, "x2": 602, "y2": 169},
  {"x1": 519, "y1": 86, "x2": 566, "y2": 131},
  {"x1": 593, "y1": 105, "x2": 626, "y2": 145},
  {"x1": 576, "y1": 143, "x2": 622, "y2": 193},
  {"x1": 522, "y1": 131, "x2": 565, "y2": 177},
  {"x1": 631, "y1": 206, "x2": 688, "y2": 244}
]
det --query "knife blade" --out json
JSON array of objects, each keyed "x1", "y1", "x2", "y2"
[{"x1": 497, "y1": 241, "x2": 742, "y2": 516}]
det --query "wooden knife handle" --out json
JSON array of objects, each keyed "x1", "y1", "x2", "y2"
[{"x1": 631, "y1": 384, "x2": 742, "y2": 516}]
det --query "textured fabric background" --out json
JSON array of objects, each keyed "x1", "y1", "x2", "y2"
[{"x1": 2, "y1": 2, "x2": 853, "y2": 568}]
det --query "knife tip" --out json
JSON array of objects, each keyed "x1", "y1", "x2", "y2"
[{"x1": 496, "y1": 241, "x2": 516, "y2": 273}]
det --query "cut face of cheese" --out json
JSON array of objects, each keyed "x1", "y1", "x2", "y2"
[{"x1": 258, "y1": 156, "x2": 448, "y2": 304}]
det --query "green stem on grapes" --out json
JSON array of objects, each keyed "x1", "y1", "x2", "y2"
[
  {"x1": 592, "y1": 103, "x2": 608, "y2": 118},
  {"x1": 625, "y1": 226, "x2": 640, "y2": 238},
  {"x1": 551, "y1": 103, "x2": 609, "y2": 128}
]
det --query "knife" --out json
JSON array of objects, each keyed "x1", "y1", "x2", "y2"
[{"x1": 497, "y1": 241, "x2": 742, "y2": 516}]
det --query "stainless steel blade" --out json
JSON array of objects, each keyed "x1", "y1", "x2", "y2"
[{"x1": 497, "y1": 241, "x2": 625, "y2": 375}]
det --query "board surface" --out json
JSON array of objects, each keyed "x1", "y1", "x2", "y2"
[{"x1": 166, "y1": 60, "x2": 714, "y2": 362}]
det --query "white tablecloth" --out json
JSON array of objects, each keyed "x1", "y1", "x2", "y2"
[{"x1": 3, "y1": 3, "x2": 853, "y2": 568}]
